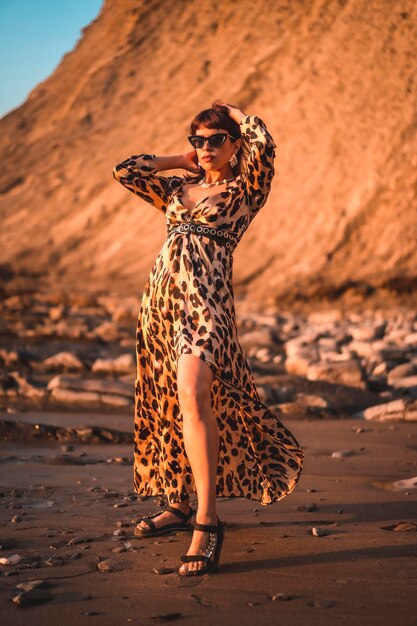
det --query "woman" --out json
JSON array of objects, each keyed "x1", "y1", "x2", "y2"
[{"x1": 112, "y1": 100, "x2": 304, "y2": 576}]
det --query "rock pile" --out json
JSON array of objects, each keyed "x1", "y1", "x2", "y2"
[{"x1": 1, "y1": 289, "x2": 416, "y2": 420}]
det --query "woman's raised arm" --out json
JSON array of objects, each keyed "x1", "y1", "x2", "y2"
[
  {"x1": 112, "y1": 152, "x2": 198, "y2": 214},
  {"x1": 238, "y1": 114, "x2": 276, "y2": 217},
  {"x1": 218, "y1": 102, "x2": 276, "y2": 218}
]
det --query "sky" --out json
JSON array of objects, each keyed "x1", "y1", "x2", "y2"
[{"x1": 0, "y1": 0, "x2": 103, "y2": 118}]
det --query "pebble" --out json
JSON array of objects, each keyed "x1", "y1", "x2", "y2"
[
  {"x1": 11, "y1": 515, "x2": 22, "y2": 523},
  {"x1": 44, "y1": 556, "x2": 66, "y2": 566},
  {"x1": 152, "y1": 567, "x2": 175, "y2": 574},
  {"x1": 311, "y1": 527, "x2": 328, "y2": 537},
  {"x1": 305, "y1": 503, "x2": 317, "y2": 511},
  {"x1": 271, "y1": 593, "x2": 292, "y2": 601},
  {"x1": 16, "y1": 579, "x2": 50, "y2": 591},
  {"x1": 0, "y1": 554, "x2": 22, "y2": 565},
  {"x1": 13, "y1": 589, "x2": 53, "y2": 607},
  {"x1": 97, "y1": 559, "x2": 123, "y2": 572},
  {"x1": 331, "y1": 450, "x2": 355, "y2": 459},
  {"x1": 67, "y1": 536, "x2": 93, "y2": 546}
]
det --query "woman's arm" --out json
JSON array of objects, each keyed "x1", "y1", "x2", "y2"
[
  {"x1": 112, "y1": 151, "x2": 198, "y2": 214},
  {"x1": 239, "y1": 114, "x2": 276, "y2": 216},
  {"x1": 217, "y1": 102, "x2": 277, "y2": 217}
]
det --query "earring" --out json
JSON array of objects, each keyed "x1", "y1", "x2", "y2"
[{"x1": 229, "y1": 153, "x2": 237, "y2": 167}]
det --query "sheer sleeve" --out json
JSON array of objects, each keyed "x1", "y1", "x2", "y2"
[
  {"x1": 112, "y1": 153, "x2": 183, "y2": 214},
  {"x1": 239, "y1": 115, "x2": 276, "y2": 217}
]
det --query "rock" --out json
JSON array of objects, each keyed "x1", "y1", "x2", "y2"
[
  {"x1": 271, "y1": 593, "x2": 293, "y2": 601},
  {"x1": 311, "y1": 527, "x2": 328, "y2": 536},
  {"x1": 49, "y1": 387, "x2": 132, "y2": 407},
  {"x1": 356, "y1": 399, "x2": 417, "y2": 421},
  {"x1": 97, "y1": 558, "x2": 123, "y2": 572},
  {"x1": 13, "y1": 589, "x2": 53, "y2": 606},
  {"x1": 0, "y1": 554, "x2": 22, "y2": 565},
  {"x1": 250, "y1": 346, "x2": 275, "y2": 362},
  {"x1": 285, "y1": 347, "x2": 320, "y2": 377},
  {"x1": 239, "y1": 328, "x2": 278, "y2": 351},
  {"x1": 298, "y1": 502, "x2": 317, "y2": 512},
  {"x1": 381, "y1": 521, "x2": 417, "y2": 532},
  {"x1": 49, "y1": 304, "x2": 66, "y2": 321},
  {"x1": 389, "y1": 376, "x2": 417, "y2": 396},
  {"x1": 47, "y1": 375, "x2": 133, "y2": 406},
  {"x1": 67, "y1": 536, "x2": 93, "y2": 546},
  {"x1": 91, "y1": 353, "x2": 135, "y2": 374},
  {"x1": 296, "y1": 393, "x2": 329, "y2": 408},
  {"x1": 307, "y1": 359, "x2": 366, "y2": 389},
  {"x1": 16, "y1": 579, "x2": 50, "y2": 591},
  {"x1": 404, "y1": 332, "x2": 417, "y2": 347},
  {"x1": 89, "y1": 321, "x2": 122, "y2": 342},
  {"x1": 11, "y1": 515, "x2": 22, "y2": 523},
  {"x1": 37, "y1": 351, "x2": 84, "y2": 372},
  {"x1": 387, "y1": 362, "x2": 417, "y2": 382},
  {"x1": 44, "y1": 556, "x2": 66, "y2": 566},
  {"x1": 152, "y1": 567, "x2": 175, "y2": 574},
  {"x1": 349, "y1": 324, "x2": 386, "y2": 342},
  {"x1": 331, "y1": 450, "x2": 355, "y2": 459},
  {"x1": 7, "y1": 371, "x2": 45, "y2": 399},
  {"x1": 389, "y1": 477, "x2": 417, "y2": 491}
]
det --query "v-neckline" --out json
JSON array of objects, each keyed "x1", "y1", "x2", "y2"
[{"x1": 176, "y1": 178, "x2": 237, "y2": 217}]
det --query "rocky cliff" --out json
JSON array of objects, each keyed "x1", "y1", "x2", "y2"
[{"x1": 0, "y1": 0, "x2": 416, "y2": 308}]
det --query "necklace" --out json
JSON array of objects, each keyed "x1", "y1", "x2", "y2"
[{"x1": 198, "y1": 176, "x2": 235, "y2": 188}]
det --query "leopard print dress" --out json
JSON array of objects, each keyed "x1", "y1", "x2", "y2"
[{"x1": 113, "y1": 114, "x2": 304, "y2": 506}]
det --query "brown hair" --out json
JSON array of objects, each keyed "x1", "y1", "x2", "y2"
[{"x1": 184, "y1": 101, "x2": 250, "y2": 183}]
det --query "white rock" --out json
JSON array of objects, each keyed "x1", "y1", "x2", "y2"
[
  {"x1": 390, "y1": 375, "x2": 417, "y2": 390},
  {"x1": 296, "y1": 393, "x2": 329, "y2": 408},
  {"x1": 331, "y1": 450, "x2": 355, "y2": 459},
  {"x1": 91, "y1": 353, "x2": 135, "y2": 374},
  {"x1": 307, "y1": 359, "x2": 366, "y2": 389},
  {"x1": 39, "y1": 351, "x2": 84, "y2": 371},
  {"x1": 49, "y1": 387, "x2": 132, "y2": 407},
  {"x1": 355, "y1": 399, "x2": 407, "y2": 421},
  {"x1": 47, "y1": 375, "x2": 132, "y2": 397},
  {"x1": 240, "y1": 328, "x2": 277, "y2": 351},
  {"x1": 0, "y1": 554, "x2": 21, "y2": 565},
  {"x1": 404, "y1": 332, "x2": 417, "y2": 347},
  {"x1": 389, "y1": 477, "x2": 417, "y2": 491}
]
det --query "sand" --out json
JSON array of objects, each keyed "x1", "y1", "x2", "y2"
[{"x1": 1, "y1": 409, "x2": 416, "y2": 625}]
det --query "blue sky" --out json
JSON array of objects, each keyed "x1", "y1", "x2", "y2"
[{"x1": 0, "y1": 0, "x2": 102, "y2": 118}]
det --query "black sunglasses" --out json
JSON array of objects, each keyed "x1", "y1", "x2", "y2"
[{"x1": 187, "y1": 133, "x2": 237, "y2": 149}]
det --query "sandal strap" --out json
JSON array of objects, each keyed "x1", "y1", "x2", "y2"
[
  {"x1": 180, "y1": 554, "x2": 210, "y2": 563},
  {"x1": 193, "y1": 521, "x2": 219, "y2": 533},
  {"x1": 165, "y1": 505, "x2": 192, "y2": 521},
  {"x1": 139, "y1": 517, "x2": 156, "y2": 531}
]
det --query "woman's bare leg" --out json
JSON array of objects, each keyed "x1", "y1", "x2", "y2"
[{"x1": 177, "y1": 353, "x2": 219, "y2": 574}]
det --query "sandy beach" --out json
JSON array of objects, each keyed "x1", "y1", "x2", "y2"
[{"x1": 1, "y1": 407, "x2": 416, "y2": 625}]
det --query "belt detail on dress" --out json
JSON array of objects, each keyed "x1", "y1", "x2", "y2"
[{"x1": 167, "y1": 222, "x2": 238, "y2": 251}]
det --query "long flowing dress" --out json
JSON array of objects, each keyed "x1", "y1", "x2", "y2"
[{"x1": 113, "y1": 114, "x2": 304, "y2": 506}]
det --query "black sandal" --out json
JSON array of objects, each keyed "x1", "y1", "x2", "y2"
[
  {"x1": 134, "y1": 504, "x2": 194, "y2": 537},
  {"x1": 178, "y1": 517, "x2": 225, "y2": 576}
]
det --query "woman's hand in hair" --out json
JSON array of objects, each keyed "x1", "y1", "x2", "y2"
[
  {"x1": 181, "y1": 149, "x2": 200, "y2": 173},
  {"x1": 211, "y1": 100, "x2": 247, "y2": 124}
]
